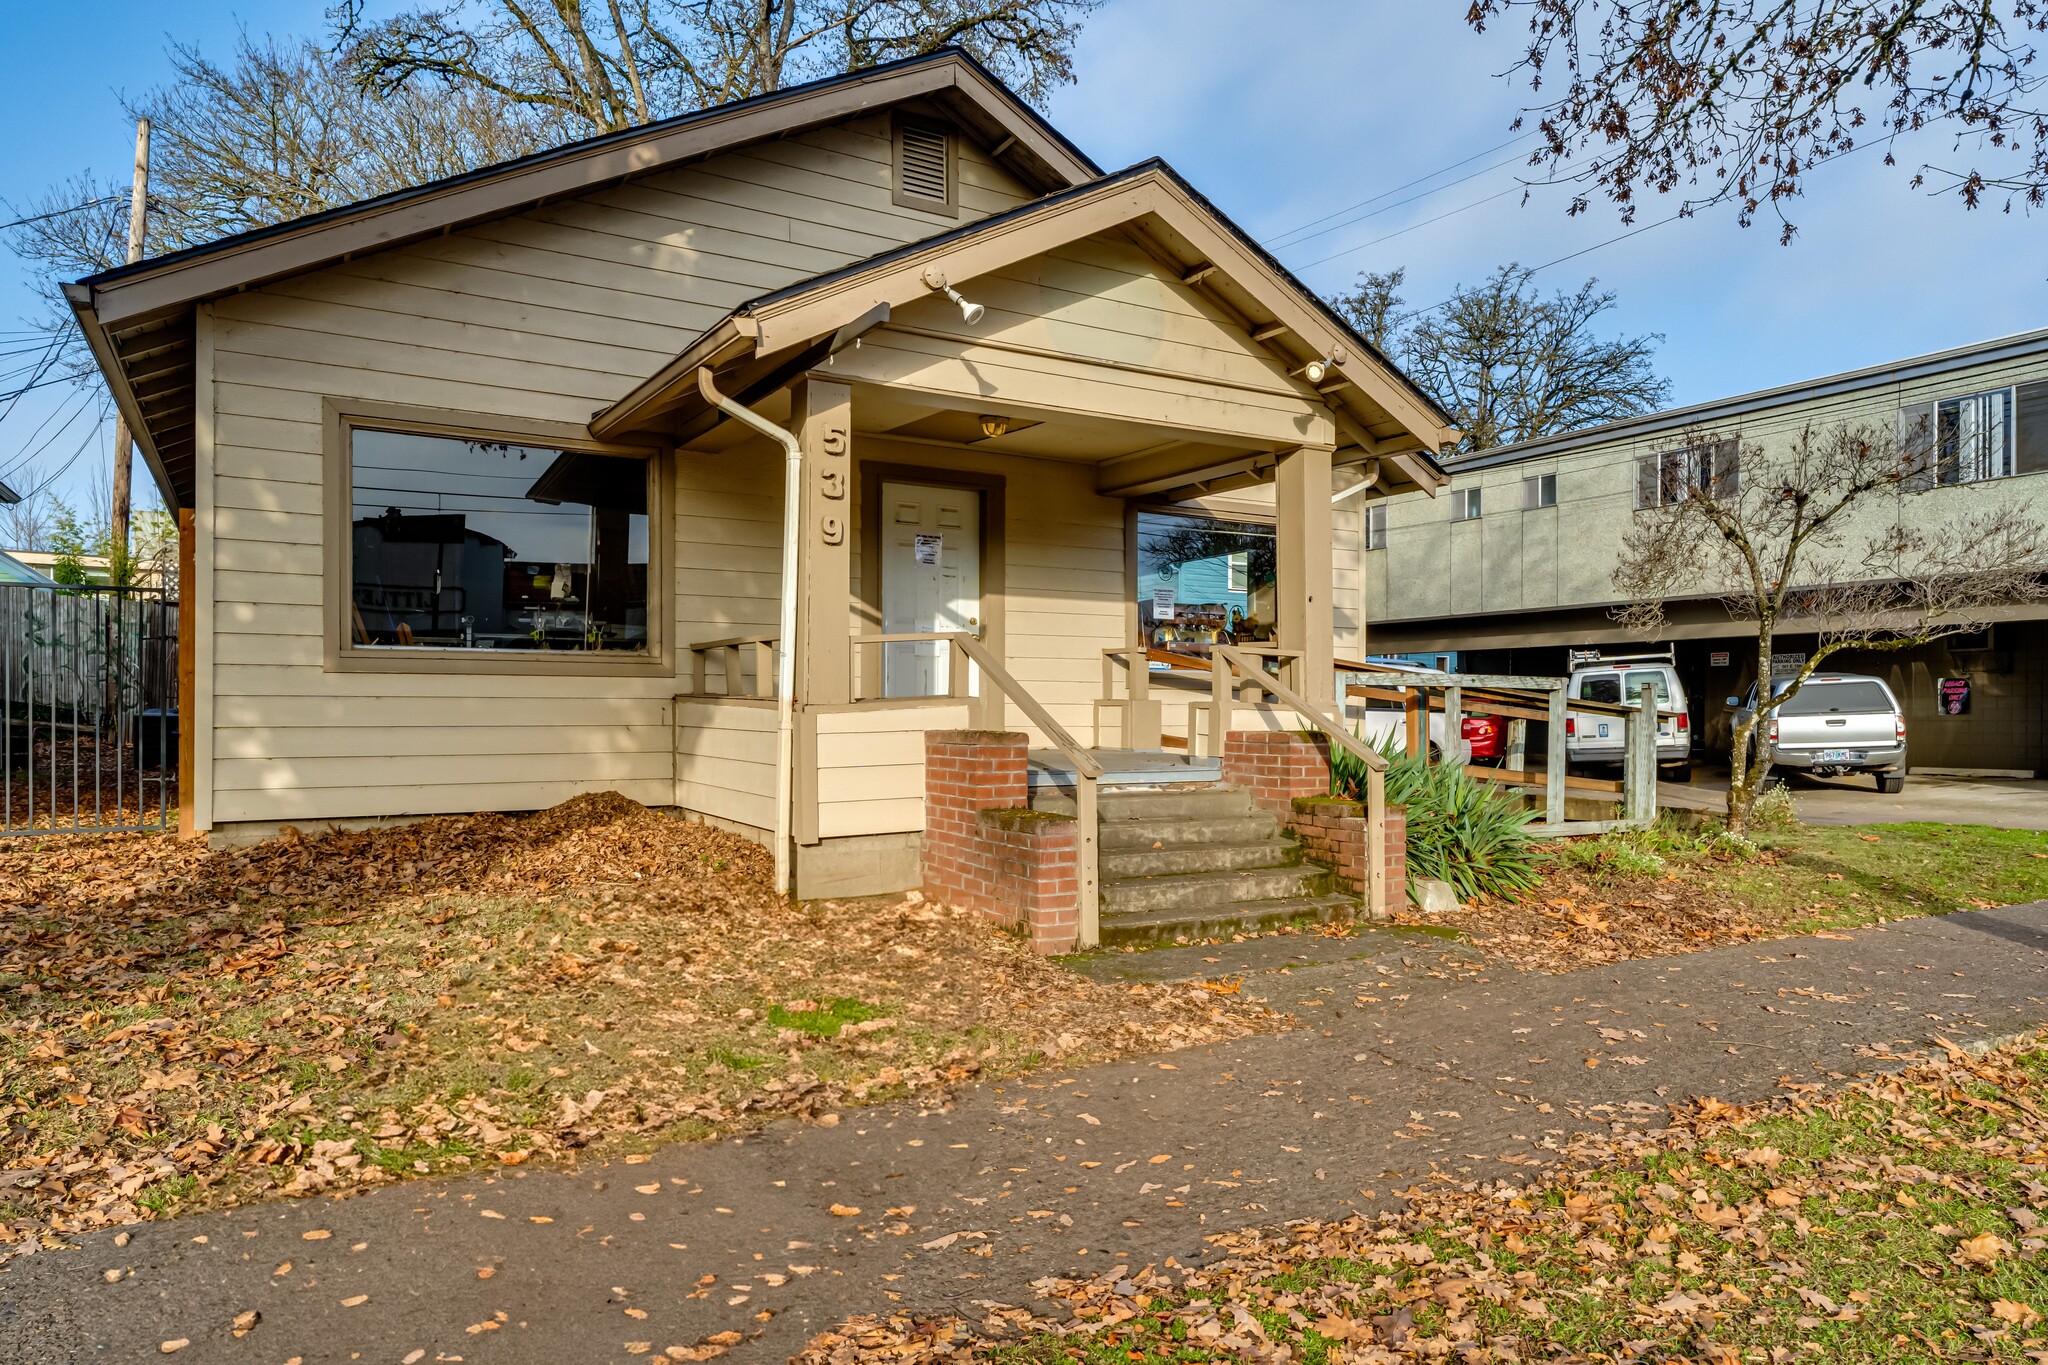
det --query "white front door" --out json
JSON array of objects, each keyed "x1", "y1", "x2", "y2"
[{"x1": 880, "y1": 481, "x2": 982, "y2": 697}]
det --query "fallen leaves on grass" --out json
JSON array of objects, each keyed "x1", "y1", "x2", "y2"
[
  {"x1": 1, "y1": 794, "x2": 1269, "y2": 1253},
  {"x1": 797, "y1": 1033, "x2": 2048, "y2": 1363},
  {"x1": 1395, "y1": 875, "x2": 1770, "y2": 972}
]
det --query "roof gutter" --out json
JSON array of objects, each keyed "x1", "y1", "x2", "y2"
[{"x1": 687, "y1": 303, "x2": 890, "y2": 898}]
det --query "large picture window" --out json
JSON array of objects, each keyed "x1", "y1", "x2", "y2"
[{"x1": 347, "y1": 426, "x2": 650, "y2": 653}]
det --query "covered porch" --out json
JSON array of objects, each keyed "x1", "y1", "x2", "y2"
[{"x1": 591, "y1": 163, "x2": 1454, "y2": 925}]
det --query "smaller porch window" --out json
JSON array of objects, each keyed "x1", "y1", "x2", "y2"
[{"x1": 1136, "y1": 509, "x2": 1277, "y2": 656}]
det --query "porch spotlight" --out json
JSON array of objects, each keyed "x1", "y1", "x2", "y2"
[
  {"x1": 1299, "y1": 345, "x2": 1348, "y2": 386},
  {"x1": 921, "y1": 267, "x2": 986, "y2": 326}
]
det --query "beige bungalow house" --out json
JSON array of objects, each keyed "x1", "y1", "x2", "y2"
[{"x1": 68, "y1": 51, "x2": 1451, "y2": 934}]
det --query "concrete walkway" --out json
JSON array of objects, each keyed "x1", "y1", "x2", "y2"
[{"x1": 7, "y1": 905, "x2": 2048, "y2": 1364}]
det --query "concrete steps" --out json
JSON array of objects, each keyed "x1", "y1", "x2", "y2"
[{"x1": 1031, "y1": 781, "x2": 1361, "y2": 946}]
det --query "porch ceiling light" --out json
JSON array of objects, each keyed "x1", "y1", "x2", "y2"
[
  {"x1": 978, "y1": 413, "x2": 1011, "y2": 439},
  {"x1": 921, "y1": 266, "x2": 985, "y2": 326}
]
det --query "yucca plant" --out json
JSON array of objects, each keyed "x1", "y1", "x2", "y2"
[{"x1": 1330, "y1": 733, "x2": 1545, "y2": 903}]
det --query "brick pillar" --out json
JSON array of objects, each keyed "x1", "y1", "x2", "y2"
[
  {"x1": 1282, "y1": 797, "x2": 1408, "y2": 916},
  {"x1": 1222, "y1": 730, "x2": 1333, "y2": 819},
  {"x1": 922, "y1": 731, "x2": 1082, "y2": 951},
  {"x1": 923, "y1": 730, "x2": 1028, "y2": 919}
]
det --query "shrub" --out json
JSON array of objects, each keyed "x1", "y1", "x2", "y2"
[
  {"x1": 1330, "y1": 735, "x2": 1544, "y2": 903},
  {"x1": 1747, "y1": 784, "x2": 1800, "y2": 832}
]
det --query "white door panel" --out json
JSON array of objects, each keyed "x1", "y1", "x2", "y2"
[{"x1": 880, "y1": 482, "x2": 982, "y2": 697}]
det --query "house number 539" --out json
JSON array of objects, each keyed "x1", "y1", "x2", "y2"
[{"x1": 818, "y1": 425, "x2": 848, "y2": 544}]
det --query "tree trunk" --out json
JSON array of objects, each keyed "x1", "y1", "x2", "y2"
[{"x1": 1725, "y1": 626, "x2": 1777, "y2": 835}]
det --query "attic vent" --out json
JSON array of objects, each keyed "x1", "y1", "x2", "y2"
[{"x1": 894, "y1": 120, "x2": 956, "y2": 215}]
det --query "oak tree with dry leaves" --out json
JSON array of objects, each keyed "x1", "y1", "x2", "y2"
[{"x1": 1466, "y1": 0, "x2": 2048, "y2": 239}]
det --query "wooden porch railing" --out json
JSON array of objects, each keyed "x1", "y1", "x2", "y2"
[
  {"x1": 1208, "y1": 644, "x2": 1394, "y2": 918},
  {"x1": 687, "y1": 632, "x2": 779, "y2": 698}
]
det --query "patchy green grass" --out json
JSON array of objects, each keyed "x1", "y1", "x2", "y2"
[
  {"x1": 812, "y1": 1039, "x2": 2048, "y2": 1364},
  {"x1": 1561, "y1": 818, "x2": 2048, "y2": 930}
]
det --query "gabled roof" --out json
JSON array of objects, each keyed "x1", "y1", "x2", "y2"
[
  {"x1": 592, "y1": 160, "x2": 1455, "y2": 492},
  {"x1": 64, "y1": 49, "x2": 1101, "y2": 509}
]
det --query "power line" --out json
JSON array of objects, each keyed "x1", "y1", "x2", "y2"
[
  {"x1": 1298, "y1": 184, "x2": 1528, "y2": 270},
  {"x1": 1266, "y1": 131, "x2": 1537, "y2": 247},
  {"x1": 0, "y1": 195, "x2": 123, "y2": 234},
  {"x1": 1273, "y1": 147, "x2": 1538, "y2": 253}
]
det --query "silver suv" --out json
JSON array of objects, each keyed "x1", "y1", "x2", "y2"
[{"x1": 1729, "y1": 672, "x2": 1907, "y2": 792}]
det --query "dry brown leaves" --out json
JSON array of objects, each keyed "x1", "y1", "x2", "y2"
[
  {"x1": 1394, "y1": 867, "x2": 1771, "y2": 974},
  {"x1": 797, "y1": 1040, "x2": 2048, "y2": 1363},
  {"x1": 0, "y1": 794, "x2": 1269, "y2": 1254}
]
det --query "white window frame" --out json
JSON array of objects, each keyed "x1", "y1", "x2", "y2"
[
  {"x1": 1451, "y1": 487, "x2": 1483, "y2": 522},
  {"x1": 1900, "y1": 387, "x2": 2016, "y2": 489},
  {"x1": 1522, "y1": 471, "x2": 1558, "y2": 509},
  {"x1": 1634, "y1": 438, "x2": 1739, "y2": 510},
  {"x1": 1364, "y1": 502, "x2": 1388, "y2": 550}
]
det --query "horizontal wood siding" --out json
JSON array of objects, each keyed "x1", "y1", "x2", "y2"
[
  {"x1": 813, "y1": 701, "x2": 971, "y2": 837},
  {"x1": 676, "y1": 701, "x2": 779, "y2": 830},
  {"x1": 202, "y1": 111, "x2": 1035, "y2": 828}
]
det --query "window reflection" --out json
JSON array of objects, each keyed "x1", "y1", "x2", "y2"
[{"x1": 349, "y1": 428, "x2": 649, "y2": 652}]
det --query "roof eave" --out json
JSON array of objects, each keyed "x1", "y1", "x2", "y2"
[
  {"x1": 63, "y1": 283, "x2": 181, "y2": 509},
  {"x1": 77, "y1": 51, "x2": 1099, "y2": 332}
]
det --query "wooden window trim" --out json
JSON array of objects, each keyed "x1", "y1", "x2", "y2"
[
  {"x1": 891, "y1": 115, "x2": 959, "y2": 217},
  {"x1": 321, "y1": 398, "x2": 674, "y2": 677}
]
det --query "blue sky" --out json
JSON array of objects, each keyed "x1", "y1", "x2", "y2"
[{"x1": 3, "y1": 0, "x2": 2044, "y2": 515}]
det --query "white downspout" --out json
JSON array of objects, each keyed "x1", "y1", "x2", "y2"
[{"x1": 696, "y1": 367, "x2": 802, "y2": 897}]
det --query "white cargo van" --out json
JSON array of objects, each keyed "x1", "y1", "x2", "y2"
[{"x1": 1565, "y1": 651, "x2": 1692, "y2": 779}]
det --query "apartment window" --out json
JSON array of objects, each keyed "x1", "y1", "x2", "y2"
[
  {"x1": 347, "y1": 426, "x2": 651, "y2": 654},
  {"x1": 1522, "y1": 472, "x2": 1558, "y2": 509},
  {"x1": 892, "y1": 118, "x2": 957, "y2": 215},
  {"x1": 1451, "y1": 487, "x2": 1483, "y2": 522},
  {"x1": 1900, "y1": 387, "x2": 2016, "y2": 488},
  {"x1": 1634, "y1": 438, "x2": 1739, "y2": 509},
  {"x1": 2020, "y1": 380, "x2": 2048, "y2": 475},
  {"x1": 1364, "y1": 502, "x2": 1388, "y2": 550}
]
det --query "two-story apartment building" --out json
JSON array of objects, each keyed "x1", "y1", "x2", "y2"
[{"x1": 1361, "y1": 328, "x2": 2048, "y2": 776}]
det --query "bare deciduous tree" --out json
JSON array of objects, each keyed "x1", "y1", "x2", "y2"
[
  {"x1": 336, "y1": 0, "x2": 1100, "y2": 133},
  {"x1": 1465, "y1": 0, "x2": 2048, "y2": 240},
  {"x1": 4, "y1": 31, "x2": 570, "y2": 383},
  {"x1": 1613, "y1": 419, "x2": 2048, "y2": 833},
  {"x1": 1334, "y1": 264, "x2": 1671, "y2": 454}
]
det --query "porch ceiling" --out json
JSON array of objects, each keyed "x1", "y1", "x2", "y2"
[{"x1": 685, "y1": 380, "x2": 1288, "y2": 501}]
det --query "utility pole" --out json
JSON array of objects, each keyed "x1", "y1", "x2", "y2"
[{"x1": 110, "y1": 117, "x2": 150, "y2": 581}]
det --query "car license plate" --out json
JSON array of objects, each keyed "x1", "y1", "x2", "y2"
[
  {"x1": 1596, "y1": 722, "x2": 1610, "y2": 738},
  {"x1": 1819, "y1": 749, "x2": 1863, "y2": 763}
]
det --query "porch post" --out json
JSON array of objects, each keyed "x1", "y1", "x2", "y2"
[
  {"x1": 792, "y1": 376, "x2": 853, "y2": 707},
  {"x1": 1274, "y1": 444, "x2": 1335, "y2": 709}
]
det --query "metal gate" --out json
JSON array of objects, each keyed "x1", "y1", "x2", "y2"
[{"x1": 2, "y1": 583, "x2": 177, "y2": 835}]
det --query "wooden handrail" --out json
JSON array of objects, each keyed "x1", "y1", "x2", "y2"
[
  {"x1": 1213, "y1": 644, "x2": 1386, "y2": 773},
  {"x1": 687, "y1": 633, "x2": 778, "y2": 698}
]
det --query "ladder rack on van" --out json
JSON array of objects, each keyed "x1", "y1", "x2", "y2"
[{"x1": 1573, "y1": 648, "x2": 1676, "y2": 667}]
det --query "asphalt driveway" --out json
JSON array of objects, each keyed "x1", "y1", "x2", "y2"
[{"x1": 1661, "y1": 765, "x2": 2048, "y2": 829}]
